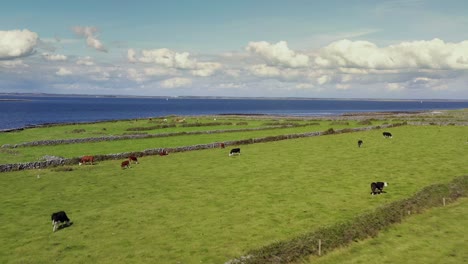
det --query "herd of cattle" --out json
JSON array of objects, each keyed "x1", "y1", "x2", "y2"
[{"x1": 51, "y1": 130, "x2": 394, "y2": 232}]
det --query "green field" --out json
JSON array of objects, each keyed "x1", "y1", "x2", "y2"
[
  {"x1": 304, "y1": 198, "x2": 468, "y2": 264},
  {"x1": 0, "y1": 113, "x2": 467, "y2": 263}
]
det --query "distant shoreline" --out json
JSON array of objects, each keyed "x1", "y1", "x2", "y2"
[{"x1": 1, "y1": 93, "x2": 467, "y2": 102}]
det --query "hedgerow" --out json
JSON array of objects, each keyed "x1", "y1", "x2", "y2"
[{"x1": 232, "y1": 175, "x2": 468, "y2": 263}]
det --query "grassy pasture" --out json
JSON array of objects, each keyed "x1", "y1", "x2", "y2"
[
  {"x1": 0, "y1": 123, "x2": 467, "y2": 263},
  {"x1": 0, "y1": 120, "x2": 392, "y2": 164},
  {"x1": 303, "y1": 198, "x2": 468, "y2": 264}
]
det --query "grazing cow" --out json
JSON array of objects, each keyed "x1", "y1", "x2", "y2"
[
  {"x1": 383, "y1": 132, "x2": 393, "y2": 138},
  {"x1": 79, "y1": 155, "x2": 94, "y2": 165},
  {"x1": 358, "y1": 140, "x2": 363, "y2": 148},
  {"x1": 121, "y1": 160, "x2": 130, "y2": 169},
  {"x1": 51, "y1": 211, "x2": 70, "y2": 232},
  {"x1": 159, "y1": 150, "x2": 169, "y2": 156},
  {"x1": 128, "y1": 156, "x2": 139, "y2": 164},
  {"x1": 370, "y1": 182, "x2": 388, "y2": 195},
  {"x1": 229, "y1": 148, "x2": 241, "y2": 156}
]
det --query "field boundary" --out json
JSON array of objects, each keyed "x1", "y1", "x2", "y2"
[
  {"x1": 0, "y1": 123, "x2": 405, "y2": 173},
  {"x1": 227, "y1": 175, "x2": 468, "y2": 264}
]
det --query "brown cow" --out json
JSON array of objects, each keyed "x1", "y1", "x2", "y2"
[
  {"x1": 128, "y1": 156, "x2": 139, "y2": 164},
  {"x1": 159, "y1": 150, "x2": 169, "y2": 156},
  {"x1": 79, "y1": 156, "x2": 94, "y2": 165},
  {"x1": 121, "y1": 160, "x2": 130, "y2": 169},
  {"x1": 219, "y1": 143, "x2": 225, "y2": 148}
]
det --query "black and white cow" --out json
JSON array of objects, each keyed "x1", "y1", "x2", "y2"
[
  {"x1": 370, "y1": 182, "x2": 388, "y2": 195},
  {"x1": 51, "y1": 211, "x2": 70, "y2": 232},
  {"x1": 383, "y1": 132, "x2": 393, "y2": 138},
  {"x1": 358, "y1": 140, "x2": 363, "y2": 148},
  {"x1": 229, "y1": 148, "x2": 241, "y2": 156}
]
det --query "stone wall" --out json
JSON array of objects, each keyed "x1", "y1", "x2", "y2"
[{"x1": 0, "y1": 123, "x2": 405, "y2": 173}]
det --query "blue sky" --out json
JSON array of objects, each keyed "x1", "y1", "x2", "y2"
[{"x1": 1, "y1": 0, "x2": 468, "y2": 99}]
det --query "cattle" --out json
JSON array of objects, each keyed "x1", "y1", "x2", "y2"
[
  {"x1": 229, "y1": 148, "x2": 241, "y2": 156},
  {"x1": 159, "y1": 150, "x2": 169, "y2": 156},
  {"x1": 370, "y1": 182, "x2": 388, "y2": 195},
  {"x1": 79, "y1": 155, "x2": 94, "y2": 165},
  {"x1": 128, "y1": 156, "x2": 139, "y2": 164},
  {"x1": 358, "y1": 140, "x2": 363, "y2": 148},
  {"x1": 383, "y1": 132, "x2": 393, "y2": 138},
  {"x1": 121, "y1": 160, "x2": 130, "y2": 169},
  {"x1": 219, "y1": 143, "x2": 225, "y2": 149},
  {"x1": 51, "y1": 211, "x2": 70, "y2": 232}
]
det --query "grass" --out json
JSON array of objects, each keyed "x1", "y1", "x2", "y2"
[
  {"x1": 0, "y1": 120, "x2": 392, "y2": 164},
  {"x1": 0, "y1": 114, "x2": 466, "y2": 263},
  {"x1": 302, "y1": 198, "x2": 468, "y2": 264}
]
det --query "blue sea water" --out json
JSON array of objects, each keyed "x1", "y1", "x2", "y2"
[{"x1": 1, "y1": 95, "x2": 467, "y2": 130}]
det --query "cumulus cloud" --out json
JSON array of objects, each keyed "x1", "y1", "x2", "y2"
[
  {"x1": 160, "y1": 77, "x2": 192, "y2": 88},
  {"x1": 130, "y1": 48, "x2": 222, "y2": 76},
  {"x1": 76, "y1": 56, "x2": 95, "y2": 66},
  {"x1": 0, "y1": 29, "x2": 38, "y2": 59},
  {"x1": 42, "y1": 53, "x2": 67, "y2": 61},
  {"x1": 315, "y1": 38, "x2": 468, "y2": 70},
  {"x1": 56, "y1": 67, "x2": 72, "y2": 76},
  {"x1": 249, "y1": 64, "x2": 281, "y2": 77},
  {"x1": 386, "y1": 83, "x2": 405, "y2": 91},
  {"x1": 73, "y1": 26, "x2": 107, "y2": 52},
  {"x1": 138, "y1": 48, "x2": 196, "y2": 69},
  {"x1": 127, "y1": 48, "x2": 137, "y2": 62},
  {"x1": 317, "y1": 75, "x2": 330, "y2": 85},
  {"x1": 246, "y1": 41, "x2": 309, "y2": 68},
  {"x1": 191, "y1": 62, "x2": 222, "y2": 77}
]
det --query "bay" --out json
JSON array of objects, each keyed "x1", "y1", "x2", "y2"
[{"x1": 1, "y1": 95, "x2": 467, "y2": 130}]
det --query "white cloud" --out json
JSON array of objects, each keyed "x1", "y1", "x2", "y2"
[
  {"x1": 336, "y1": 84, "x2": 351, "y2": 90},
  {"x1": 246, "y1": 41, "x2": 309, "y2": 68},
  {"x1": 0, "y1": 60, "x2": 29, "y2": 68},
  {"x1": 139, "y1": 48, "x2": 196, "y2": 69},
  {"x1": 387, "y1": 83, "x2": 405, "y2": 91},
  {"x1": 76, "y1": 56, "x2": 95, "y2": 66},
  {"x1": 315, "y1": 38, "x2": 468, "y2": 70},
  {"x1": 0, "y1": 29, "x2": 38, "y2": 59},
  {"x1": 42, "y1": 53, "x2": 67, "y2": 61},
  {"x1": 249, "y1": 64, "x2": 281, "y2": 77},
  {"x1": 127, "y1": 68, "x2": 146, "y2": 83},
  {"x1": 317, "y1": 75, "x2": 330, "y2": 85},
  {"x1": 144, "y1": 67, "x2": 177, "y2": 76},
  {"x1": 160, "y1": 77, "x2": 192, "y2": 88},
  {"x1": 56, "y1": 67, "x2": 72, "y2": 76},
  {"x1": 73, "y1": 26, "x2": 107, "y2": 52},
  {"x1": 191, "y1": 62, "x2": 222, "y2": 77},
  {"x1": 127, "y1": 49, "x2": 137, "y2": 62}
]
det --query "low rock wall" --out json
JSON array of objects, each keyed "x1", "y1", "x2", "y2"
[{"x1": 0, "y1": 123, "x2": 404, "y2": 173}]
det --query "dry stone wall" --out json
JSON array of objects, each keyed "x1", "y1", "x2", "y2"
[{"x1": 0, "y1": 123, "x2": 405, "y2": 173}]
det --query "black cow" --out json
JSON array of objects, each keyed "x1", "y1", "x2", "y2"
[
  {"x1": 370, "y1": 182, "x2": 388, "y2": 195},
  {"x1": 51, "y1": 211, "x2": 70, "y2": 232},
  {"x1": 358, "y1": 140, "x2": 363, "y2": 148},
  {"x1": 383, "y1": 132, "x2": 393, "y2": 138},
  {"x1": 229, "y1": 148, "x2": 241, "y2": 156}
]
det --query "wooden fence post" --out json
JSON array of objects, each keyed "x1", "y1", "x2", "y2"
[{"x1": 318, "y1": 239, "x2": 322, "y2": 256}]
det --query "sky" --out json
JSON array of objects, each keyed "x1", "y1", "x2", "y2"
[{"x1": 1, "y1": 0, "x2": 468, "y2": 99}]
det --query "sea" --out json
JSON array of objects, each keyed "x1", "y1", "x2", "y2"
[{"x1": 1, "y1": 95, "x2": 468, "y2": 131}]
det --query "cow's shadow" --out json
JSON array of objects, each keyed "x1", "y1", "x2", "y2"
[{"x1": 56, "y1": 222, "x2": 73, "y2": 231}]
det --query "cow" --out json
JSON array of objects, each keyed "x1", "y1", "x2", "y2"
[
  {"x1": 219, "y1": 143, "x2": 225, "y2": 148},
  {"x1": 51, "y1": 211, "x2": 70, "y2": 232},
  {"x1": 383, "y1": 132, "x2": 393, "y2": 138},
  {"x1": 79, "y1": 155, "x2": 94, "y2": 165},
  {"x1": 121, "y1": 160, "x2": 130, "y2": 169},
  {"x1": 358, "y1": 140, "x2": 363, "y2": 148},
  {"x1": 229, "y1": 148, "x2": 241, "y2": 156},
  {"x1": 370, "y1": 182, "x2": 388, "y2": 195},
  {"x1": 128, "y1": 156, "x2": 139, "y2": 164},
  {"x1": 159, "y1": 150, "x2": 169, "y2": 156}
]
